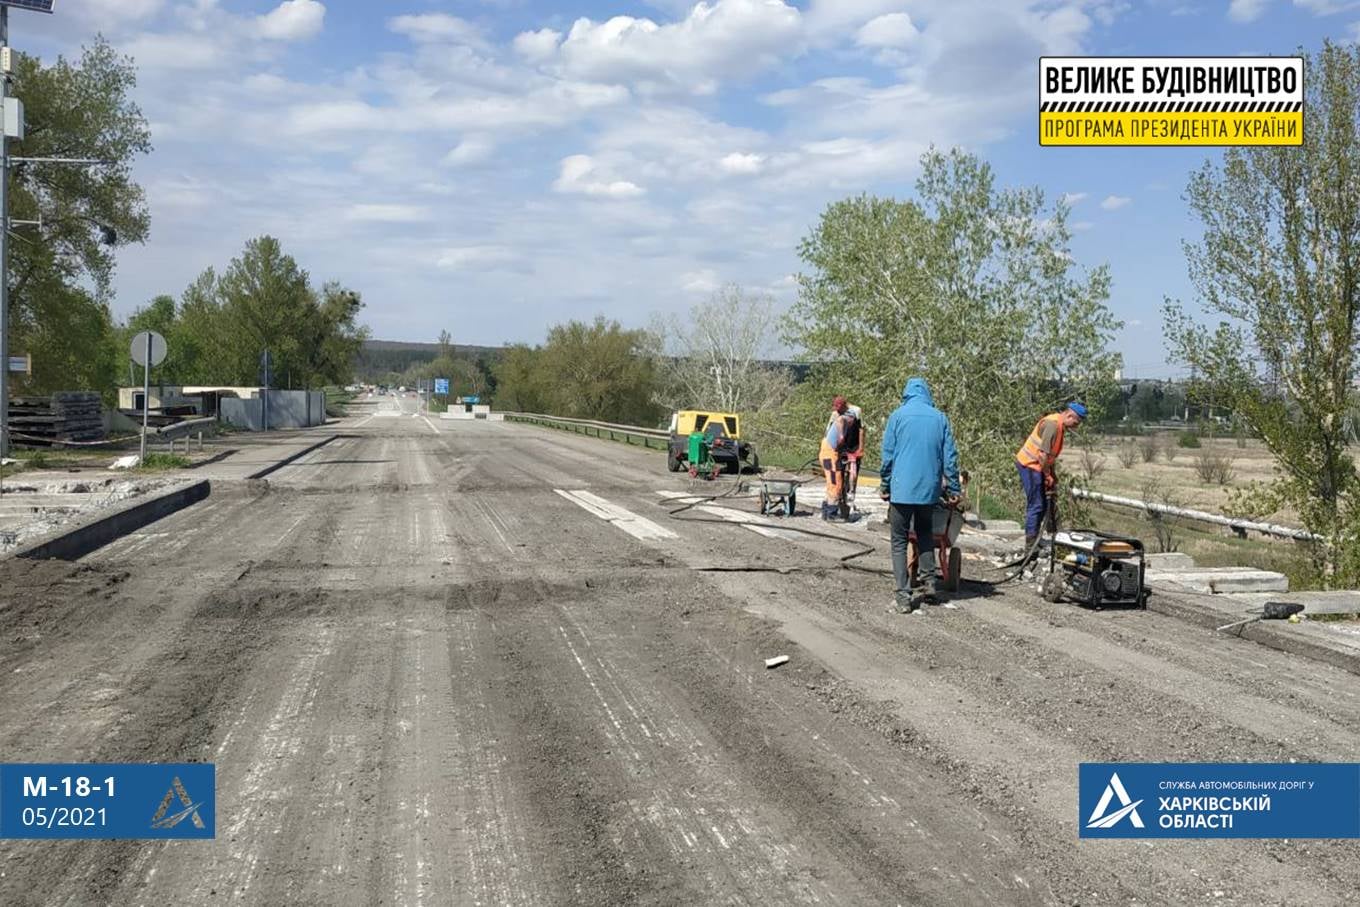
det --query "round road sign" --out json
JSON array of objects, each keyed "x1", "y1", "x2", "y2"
[{"x1": 130, "y1": 330, "x2": 168, "y2": 368}]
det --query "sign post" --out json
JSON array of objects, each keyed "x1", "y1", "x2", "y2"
[
  {"x1": 130, "y1": 330, "x2": 167, "y2": 463},
  {"x1": 259, "y1": 350, "x2": 273, "y2": 432}
]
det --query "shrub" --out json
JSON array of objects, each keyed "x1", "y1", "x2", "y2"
[
  {"x1": 1178, "y1": 431, "x2": 1202, "y2": 449},
  {"x1": 1162, "y1": 441, "x2": 1178, "y2": 462},
  {"x1": 1115, "y1": 440, "x2": 1139, "y2": 469},
  {"x1": 1078, "y1": 446, "x2": 1107, "y2": 482},
  {"x1": 1193, "y1": 450, "x2": 1236, "y2": 485},
  {"x1": 1138, "y1": 435, "x2": 1160, "y2": 463},
  {"x1": 1140, "y1": 479, "x2": 1180, "y2": 553}
]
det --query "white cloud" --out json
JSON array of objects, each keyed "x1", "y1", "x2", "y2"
[
  {"x1": 514, "y1": 28, "x2": 563, "y2": 62},
  {"x1": 437, "y1": 246, "x2": 529, "y2": 272},
  {"x1": 346, "y1": 204, "x2": 431, "y2": 223},
  {"x1": 719, "y1": 152, "x2": 765, "y2": 174},
  {"x1": 256, "y1": 0, "x2": 326, "y2": 41},
  {"x1": 1101, "y1": 194, "x2": 1132, "y2": 210},
  {"x1": 444, "y1": 135, "x2": 497, "y2": 167},
  {"x1": 125, "y1": 33, "x2": 229, "y2": 71},
  {"x1": 681, "y1": 268, "x2": 721, "y2": 293},
  {"x1": 1228, "y1": 0, "x2": 1270, "y2": 21},
  {"x1": 1061, "y1": 191, "x2": 1088, "y2": 206},
  {"x1": 553, "y1": 1, "x2": 804, "y2": 93},
  {"x1": 856, "y1": 13, "x2": 919, "y2": 48},
  {"x1": 389, "y1": 13, "x2": 485, "y2": 47},
  {"x1": 553, "y1": 154, "x2": 646, "y2": 198}
]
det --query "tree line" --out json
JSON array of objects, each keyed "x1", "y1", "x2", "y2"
[{"x1": 7, "y1": 40, "x2": 367, "y2": 400}]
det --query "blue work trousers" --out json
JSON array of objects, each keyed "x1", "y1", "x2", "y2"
[{"x1": 1017, "y1": 463, "x2": 1046, "y2": 536}]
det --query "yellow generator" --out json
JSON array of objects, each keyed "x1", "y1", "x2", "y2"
[{"x1": 666, "y1": 411, "x2": 757, "y2": 475}]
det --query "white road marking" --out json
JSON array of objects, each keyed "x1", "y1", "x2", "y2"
[
  {"x1": 420, "y1": 416, "x2": 440, "y2": 434},
  {"x1": 554, "y1": 489, "x2": 677, "y2": 541},
  {"x1": 654, "y1": 491, "x2": 804, "y2": 540},
  {"x1": 354, "y1": 414, "x2": 377, "y2": 428}
]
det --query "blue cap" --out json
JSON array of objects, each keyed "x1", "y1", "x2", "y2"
[{"x1": 1068, "y1": 401, "x2": 1088, "y2": 418}]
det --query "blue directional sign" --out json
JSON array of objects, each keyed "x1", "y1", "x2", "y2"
[
  {"x1": 464, "y1": 395, "x2": 480, "y2": 405},
  {"x1": 434, "y1": 378, "x2": 449, "y2": 395}
]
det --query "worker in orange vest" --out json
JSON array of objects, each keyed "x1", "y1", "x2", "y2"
[{"x1": 1014, "y1": 402, "x2": 1087, "y2": 553}]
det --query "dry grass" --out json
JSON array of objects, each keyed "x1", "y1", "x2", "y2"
[{"x1": 1067, "y1": 433, "x2": 1292, "y2": 522}]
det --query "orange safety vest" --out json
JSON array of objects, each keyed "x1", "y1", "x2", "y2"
[{"x1": 1015, "y1": 413, "x2": 1065, "y2": 471}]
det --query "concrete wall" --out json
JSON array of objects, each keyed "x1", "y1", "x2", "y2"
[{"x1": 220, "y1": 390, "x2": 326, "y2": 431}]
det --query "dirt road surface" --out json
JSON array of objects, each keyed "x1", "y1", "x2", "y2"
[{"x1": 1, "y1": 394, "x2": 1357, "y2": 905}]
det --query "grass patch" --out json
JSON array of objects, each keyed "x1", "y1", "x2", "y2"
[{"x1": 138, "y1": 452, "x2": 191, "y2": 471}]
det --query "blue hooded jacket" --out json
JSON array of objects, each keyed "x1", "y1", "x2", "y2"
[{"x1": 879, "y1": 377, "x2": 961, "y2": 505}]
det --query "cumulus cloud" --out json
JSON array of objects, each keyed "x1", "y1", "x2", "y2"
[
  {"x1": 719, "y1": 152, "x2": 765, "y2": 174},
  {"x1": 1061, "y1": 191, "x2": 1088, "y2": 206},
  {"x1": 856, "y1": 13, "x2": 919, "y2": 48},
  {"x1": 1101, "y1": 195, "x2": 1131, "y2": 210},
  {"x1": 256, "y1": 0, "x2": 326, "y2": 41},
  {"x1": 553, "y1": 154, "x2": 646, "y2": 198},
  {"x1": 552, "y1": 1, "x2": 804, "y2": 93},
  {"x1": 514, "y1": 28, "x2": 563, "y2": 62}
]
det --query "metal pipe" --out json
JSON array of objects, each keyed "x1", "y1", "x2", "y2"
[{"x1": 1070, "y1": 487, "x2": 1318, "y2": 542}]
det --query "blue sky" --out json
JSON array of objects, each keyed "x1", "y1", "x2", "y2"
[{"x1": 13, "y1": 1, "x2": 1360, "y2": 375}]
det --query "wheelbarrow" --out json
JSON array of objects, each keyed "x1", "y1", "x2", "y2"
[
  {"x1": 907, "y1": 501, "x2": 966, "y2": 593},
  {"x1": 758, "y1": 477, "x2": 801, "y2": 517}
]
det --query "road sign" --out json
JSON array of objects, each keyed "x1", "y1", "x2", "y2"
[
  {"x1": 434, "y1": 378, "x2": 449, "y2": 395},
  {"x1": 0, "y1": 2, "x2": 56, "y2": 14},
  {"x1": 130, "y1": 330, "x2": 167, "y2": 367},
  {"x1": 464, "y1": 395, "x2": 480, "y2": 405},
  {"x1": 7, "y1": 353, "x2": 28, "y2": 374}
]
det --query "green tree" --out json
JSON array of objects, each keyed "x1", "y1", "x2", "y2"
[
  {"x1": 525, "y1": 317, "x2": 660, "y2": 425},
  {"x1": 215, "y1": 236, "x2": 321, "y2": 387},
  {"x1": 492, "y1": 344, "x2": 548, "y2": 413},
  {"x1": 787, "y1": 148, "x2": 1122, "y2": 503},
  {"x1": 1164, "y1": 42, "x2": 1360, "y2": 584},
  {"x1": 7, "y1": 38, "x2": 151, "y2": 398},
  {"x1": 307, "y1": 282, "x2": 369, "y2": 386}
]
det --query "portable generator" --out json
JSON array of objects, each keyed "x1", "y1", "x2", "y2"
[{"x1": 1040, "y1": 529, "x2": 1147, "y2": 609}]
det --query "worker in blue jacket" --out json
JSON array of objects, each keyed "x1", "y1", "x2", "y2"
[{"x1": 879, "y1": 377, "x2": 962, "y2": 613}]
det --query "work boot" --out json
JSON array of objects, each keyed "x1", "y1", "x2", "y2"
[{"x1": 1023, "y1": 533, "x2": 1038, "y2": 561}]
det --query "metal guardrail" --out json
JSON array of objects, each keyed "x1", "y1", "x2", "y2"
[{"x1": 501, "y1": 412, "x2": 670, "y2": 449}]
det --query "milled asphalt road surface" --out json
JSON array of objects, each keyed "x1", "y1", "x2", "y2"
[{"x1": 1, "y1": 393, "x2": 1358, "y2": 905}]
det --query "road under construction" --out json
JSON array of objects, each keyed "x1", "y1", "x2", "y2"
[{"x1": 0, "y1": 392, "x2": 1357, "y2": 905}]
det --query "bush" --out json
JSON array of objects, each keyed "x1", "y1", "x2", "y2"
[
  {"x1": 1193, "y1": 450, "x2": 1236, "y2": 485},
  {"x1": 1138, "y1": 435, "x2": 1160, "y2": 463},
  {"x1": 1162, "y1": 441, "x2": 1178, "y2": 462},
  {"x1": 1140, "y1": 479, "x2": 1181, "y2": 553},
  {"x1": 1115, "y1": 440, "x2": 1139, "y2": 468},
  {"x1": 1178, "y1": 430, "x2": 1202, "y2": 449},
  {"x1": 1078, "y1": 446, "x2": 1107, "y2": 482}
]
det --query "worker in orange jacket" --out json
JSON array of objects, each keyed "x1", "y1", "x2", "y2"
[{"x1": 1015, "y1": 402, "x2": 1087, "y2": 552}]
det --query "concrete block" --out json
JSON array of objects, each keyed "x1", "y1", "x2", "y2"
[
  {"x1": 440, "y1": 411, "x2": 475, "y2": 420},
  {"x1": 1146, "y1": 552, "x2": 1196, "y2": 570},
  {"x1": 1147, "y1": 569, "x2": 1289, "y2": 594}
]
